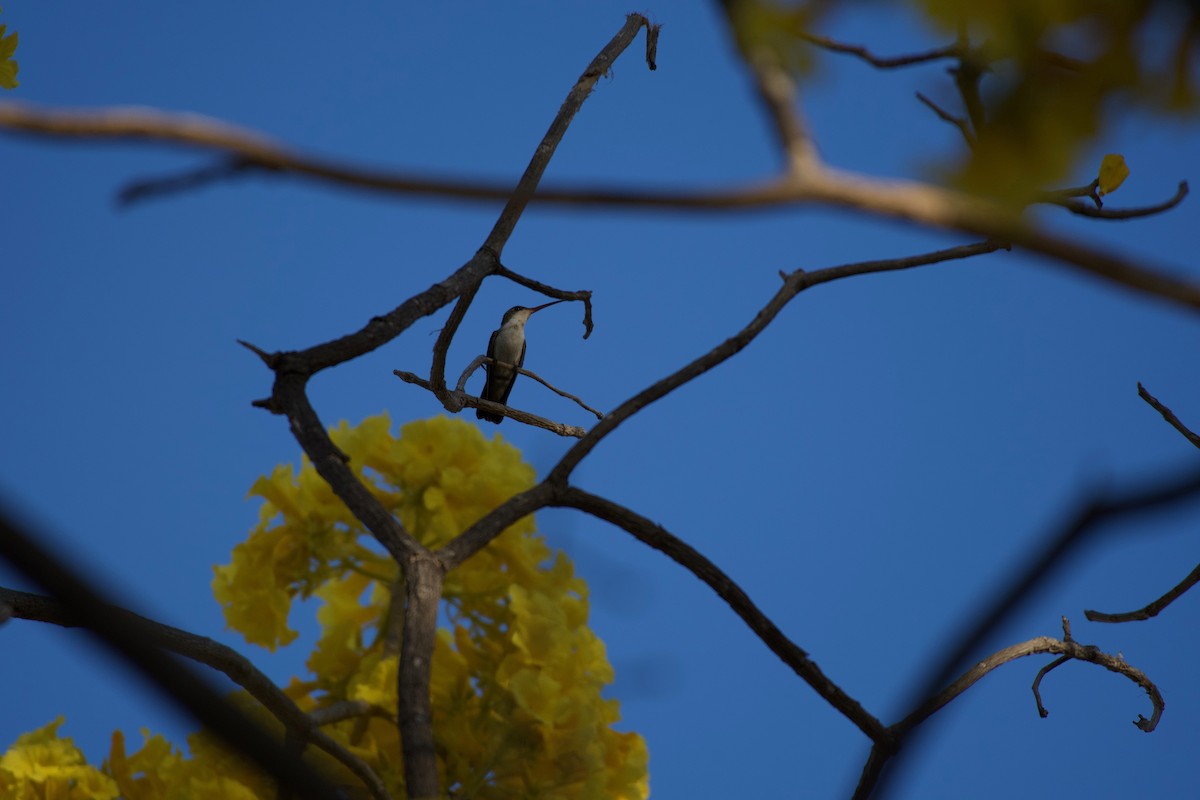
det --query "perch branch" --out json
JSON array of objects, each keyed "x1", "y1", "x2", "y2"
[
  {"x1": 459, "y1": 356, "x2": 604, "y2": 419},
  {"x1": 1085, "y1": 562, "x2": 1200, "y2": 623},
  {"x1": 394, "y1": 369, "x2": 589, "y2": 437}
]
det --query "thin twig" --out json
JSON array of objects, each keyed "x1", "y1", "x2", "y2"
[
  {"x1": 888, "y1": 634, "x2": 1163, "y2": 737},
  {"x1": 1138, "y1": 381, "x2": 1200, "y2": 449},
  {"x1": 452, "y1": 356, "x2": 604, "y2": 419},
  {"x1": 1041, "y1": 181, "x2": 1190, "y2": 220},
  {"x1": 915, "y1": 92, "x2": 975, "y2": 148},
  {"x1": 1085, "y1": 562, "x2": 1200, "y2": 623},
  {"x1": 443, "y1": 240, "x2": 1004, "y2": 570},
  {"x1": 800, "y1": 31, "x2": 960, "y2": 69},
  {"x1": 493, "y1": 265, "x2": 595, "y2": 339}
]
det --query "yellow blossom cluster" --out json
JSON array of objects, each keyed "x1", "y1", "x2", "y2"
[{"x1": 0, "y1": 414, "x2": 648, "y2": 800}]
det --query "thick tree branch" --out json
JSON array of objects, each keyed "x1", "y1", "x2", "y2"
[{"x1": 398, "y1": 555, "x2": 445, "y2": 800}]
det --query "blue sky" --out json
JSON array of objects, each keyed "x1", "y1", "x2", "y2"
[{"x1": 3, "y1": 3, "x2": 1199, "y2": 798}]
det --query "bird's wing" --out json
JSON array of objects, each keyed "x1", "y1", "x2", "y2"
[
  {"x1": 494, "y1": 340, "x2": 526, "y2": 406},
  {"x1": 484, "y1": 327, "x2": 502, "y2": 389}
]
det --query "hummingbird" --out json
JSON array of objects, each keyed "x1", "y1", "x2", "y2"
[{"x1": 477, "y1": 300, "x2": 564, "y2": 424}]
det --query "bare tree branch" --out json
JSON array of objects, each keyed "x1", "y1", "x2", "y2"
[
  {"x1": 442, "y1": 240, "x2": 1004, "y2": 571},
  {"x1": 1085, "y1": 562, "x2": 1200, "y2": 623},
  {"x1": 452, "y1": 356, "x2": 604, "y2": 419},
  {"x1": 398, "y1": 556, "x2": 444, "y2": 800},
  {"x1": 799, "y1": 31, "x2": 960, "y2": 69},
  {"x1": 394, "y1": 369, "x2": 589, "y2": 437},
  {"x1": 1138, "y1": 381, "x2": 1200, "y2": 449},
  {"x1": 743, "y1": 47, "x2": 820, "y2": 175},
  {"x1": 547, "y1": 239, "x2": 1006, "y2": 485},
  {"x1": 483, "y1": 13, "x2": 657, "y2": 255},
  {"x1": 557, "y1": 487, "x2": 892, "y2": 745},
  {"x1": 869, "y1": 466, "x2": 1200, "y2": 800},
  {"x1": 493, "y1": 265, "x2": 595, "y2": 339},
  {"x1": 915, "y1": 91, "x2": 975, "y2": 148},
  {"x1": 1039, "y1": 181, "x2": 1190, "y2": 220},
  {"x1": 854, "y1": 630, "x2": 1165, "y2": 800}
]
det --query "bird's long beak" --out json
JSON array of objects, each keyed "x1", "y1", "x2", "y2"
[{"x1": 528, "y1": 299, "x2": 566, "y2": 314}]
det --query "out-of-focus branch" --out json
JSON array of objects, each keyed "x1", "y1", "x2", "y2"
[
  {"x1": 3, "y1": 98, "x2": 1197, "y2": 309},
  {"x1": 0, "y1": 584, "x2": 386, "y2": 800},
  {"x1": 1138, "y1": 381, "x2": 1200, "y2": 449},
  {"x1": 915, "y1": 91, "x2": 975, "y2": 148},
  {"x1": 1085, "y1": 562, "x2": 1200, "y2": 623},
  {"x1": 799, "y1": 31, "x2": 959, "y2": 68},
  {"x1": 742, "y1": 48, "x2": 819, "y2": 174},
  {"x1": 493, "y1": 265, "x2": 595, "y2": 340}
]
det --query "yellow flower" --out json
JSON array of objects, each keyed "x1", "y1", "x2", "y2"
[{"x1": 0, "y1": 718, "x2": 119, "y2": 800}]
